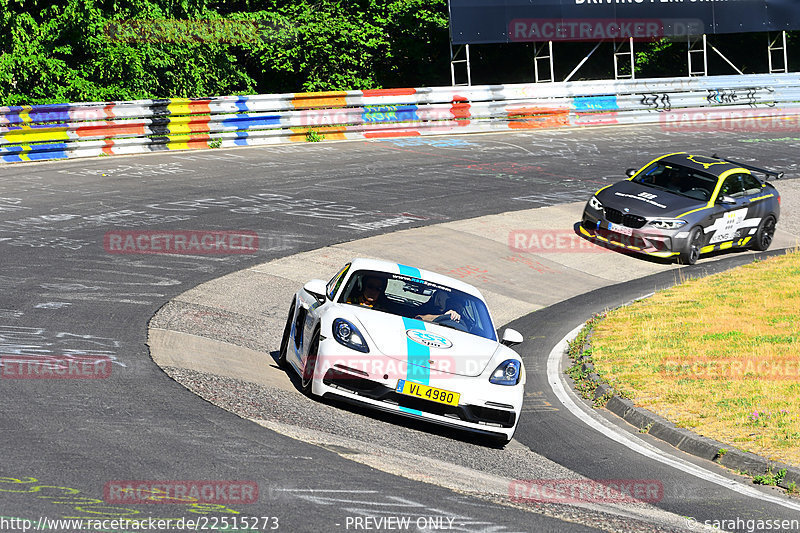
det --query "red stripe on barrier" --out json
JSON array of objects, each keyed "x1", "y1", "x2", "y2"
[
  {"x1": 102, "y1": 139, "x2": 114, "y2": 156},
  {"x1": 451, "y1": 97, "x2": 471, "y2": 125},
  {"x1": 362, "y1": 88, "x2": 417, "y2": 97},
  {"x1": 364, "y1": 131, "x2": 422, "y2": 138},
  {"x1": 508, "y1": 108, "x2": 570, "y2": 129},
  {"x1": 75, "y1": 122, "x2": 147, "y2": 137},
  {"x1": 189, "y1": 100, "x2": 212, "y2": 114},
  {"x1": 187, "y1": 116, "x2": 212, "y2": 133}
]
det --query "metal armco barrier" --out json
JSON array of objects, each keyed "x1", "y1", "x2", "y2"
[{"x1": 2, "y1": 73, "x2": 799, "y2": 163}]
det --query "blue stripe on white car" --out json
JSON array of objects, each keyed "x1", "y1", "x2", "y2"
[{"x1": 397, "y1": 263, "x2": 430, "y2": 415}]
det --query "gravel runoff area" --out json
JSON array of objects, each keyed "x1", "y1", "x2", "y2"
[
  {"x1": 775, "y1": 177, "x2": 800, "y2": 239},
  {"x1": 162, "y1": 366, "x2": 704, "y2": 533}
]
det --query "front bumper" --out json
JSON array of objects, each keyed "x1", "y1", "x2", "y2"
[
  {"x1": 311, "y1": 338, "x2": 523, "y2": 441},
  {"x1": 581, "y1": 207, "x2": 683, "y2": 258}
]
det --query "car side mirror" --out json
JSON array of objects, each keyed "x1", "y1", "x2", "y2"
[
  {"x1": 501, "y1": 328, "x2": 524, "y2": 347},
  {"x1": 303, "y1": 279, "x2": 328, "y2": 303},
  {"x1": 625, "y1": 168, "x2": 637, "y2": 178},
  {"x1": 717, "y1": 195, "x2": 736, "y2": 205}
]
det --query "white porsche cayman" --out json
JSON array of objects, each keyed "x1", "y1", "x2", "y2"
[{"x1": 278, "y1": 258, "x2": 526, "y2": 443}]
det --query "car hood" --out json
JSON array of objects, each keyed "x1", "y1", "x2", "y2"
[
  {"x1": 340, "y1": 305, "x2": 501, "y2": 377},
  {"x1": 597, "y1": 181, "x2": 703, "y2": 218}
]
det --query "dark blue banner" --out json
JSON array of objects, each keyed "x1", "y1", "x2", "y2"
[{"x1": 449, "y1": 0, "x2": 800, "y2": 44}]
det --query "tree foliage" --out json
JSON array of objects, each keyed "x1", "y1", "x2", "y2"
[{"x1": 0, "y1": 0, "x2": 450, "y2": 105}]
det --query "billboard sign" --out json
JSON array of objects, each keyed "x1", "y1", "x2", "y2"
[{"x1": 449, "y1": 0, "x2": 800, "y2": 44}]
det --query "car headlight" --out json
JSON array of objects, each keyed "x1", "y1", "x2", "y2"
[
  {"x1": 647, "y1": 218, "x2": 687, "y2": 230},
  {"x1": 332, "y1": 318, "x2": 369, "y2": 353},
  {"x1": 588, "y1": 196, "x2": 603, "y2": 211},
  {"x1": 489, "y1": 359, "x2": 521, "y2": 386}
]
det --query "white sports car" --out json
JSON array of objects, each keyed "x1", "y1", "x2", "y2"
[{"x1": 278, "y1": 258, "x2": 526, "y2": 443}]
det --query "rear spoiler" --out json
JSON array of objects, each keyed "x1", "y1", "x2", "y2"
[{"x1": 712, "y1": 154, "x2": 784, "y2": 180}]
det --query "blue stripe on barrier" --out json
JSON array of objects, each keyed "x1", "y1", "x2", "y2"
[
  {"x1": 0, "y1": 148, "x2": 70, "y2": 162},
  {"x1": 28, "y1": 111, "x2": 72, "y2": 123},
  {"x1": 573, "y1": 96, "x2": 618, "y2": 112},
  {"x1": 235, "y1": 96, "x2": 249, "y2": 113},
  {"x1": 222, "y1": 115, "x2": 281, "y2": 128},
  {"x1": 0, "y1": 142, "x2": 71, "y2": 154},
  {"x1": 27, "y1": 149, "x2": 69, "y2": 161}
]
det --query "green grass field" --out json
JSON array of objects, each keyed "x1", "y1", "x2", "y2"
[{"x1": 589, "y1": 250, "x2": 800, "y2": 466}]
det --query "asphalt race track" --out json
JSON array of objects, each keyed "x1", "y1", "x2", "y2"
[{"x1": 1, "y1": 126, "x2": 799, "y2": 533}]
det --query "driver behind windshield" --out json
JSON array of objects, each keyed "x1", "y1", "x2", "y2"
[
  {"x1": 346, "y1": 274, "x2": 390, "y2": 310},
  {"x1": 414, "y1": 289, "x2": 461, "y2": 323}
]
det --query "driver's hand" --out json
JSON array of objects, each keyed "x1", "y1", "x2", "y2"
[{"x1": 444, "y1": 309, "x2": 461, "y2": 321}]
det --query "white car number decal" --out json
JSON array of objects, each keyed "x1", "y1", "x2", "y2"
[{"x1": 706, "y1": 208, "x2": 751, "y2": 244}]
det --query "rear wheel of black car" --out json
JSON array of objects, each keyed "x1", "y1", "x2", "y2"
[
  {"x1": 678, "y1": 226, "x2": 703, "y2": 265},
  {"x1": 751, "y1": 216, "x2": 776, "y2": 252},
  {"x1": 301, "y1": 329, "x2": 320, "y2": 396},
  {"x1": 277, "y1": 300, "x2": 295, "y2": 369}
]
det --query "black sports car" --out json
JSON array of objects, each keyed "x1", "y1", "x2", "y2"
[{"x1": 581, "y1": 153, "x2": 782, "y2": 265}]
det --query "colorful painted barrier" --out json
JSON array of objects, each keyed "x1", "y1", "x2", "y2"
[{"x1": 2, "y1": 73, "x2": 799, "y2": 163}]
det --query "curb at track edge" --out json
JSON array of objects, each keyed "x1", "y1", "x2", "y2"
[{"x1": 561, "y1": 247, "x2": 800, "y2": 493}]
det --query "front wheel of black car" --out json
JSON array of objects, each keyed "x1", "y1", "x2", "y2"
[
  {"x1": 678, "y1": 227, "x2": 703, "y2": 265},
  {"x1": 751, "y1": 216, "x2": 776, "y2": 251}
]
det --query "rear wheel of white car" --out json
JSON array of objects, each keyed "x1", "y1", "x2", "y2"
[
  {"x1": 277, "y1": 301, "x2": 295, "y2": 369},
  {"x1": 678, "y1": 226, "x2": 703, "y2": 265},
  {"x1": 301, "y1": 329, "x2": 320, "y2": 396},
  {"x1": 751, "y1": 216, "x2": 776, "y2": 251}
]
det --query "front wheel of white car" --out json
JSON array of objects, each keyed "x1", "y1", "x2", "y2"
[
  {"x1": 277, "y1": 301, "x2": 295, "y2": 370},
  {"x1": 301, "y1": 329, "x2": 320, "y2": 396}
]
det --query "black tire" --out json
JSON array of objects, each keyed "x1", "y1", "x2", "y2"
[
  {"x1": 301, "y1": 329, "x2": 320, "y2": 396},
  {"x1": 751, "y1": 216, "x2": 776, "y2": 252},
  {"x1": 277, "y1": 301, "x2": 295, "y2": 369},
  {"x1": 678, "y1": 226, "x2": 703, "y2": 265}
]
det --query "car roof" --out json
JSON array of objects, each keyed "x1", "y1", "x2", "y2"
[
  {"x1": 658, "y1": 153, "x2": 745, "y2": 177},
  {"x1": 346, "y1": 258, "x2": 485, "y2": 300}
]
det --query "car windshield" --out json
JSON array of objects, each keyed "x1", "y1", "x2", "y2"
[
  {"x1": 632, "y1": 162, "x2": 718, "y2": 202},
  {"x1": 338, "y1": 269, "x2": 497, "y2": 341}
]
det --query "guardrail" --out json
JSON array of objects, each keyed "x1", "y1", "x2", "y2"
[{"x1": 2, "y1": 73, "x2": 799, "y2": 163}]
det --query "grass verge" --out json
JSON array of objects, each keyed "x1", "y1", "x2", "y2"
[{"x1": 587, "y1": 250, "x2": 800, "y2": 466}]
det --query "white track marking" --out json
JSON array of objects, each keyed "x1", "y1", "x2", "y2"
[{"x1": 548, "y1": 322, "x2": 800, "y2": 513}]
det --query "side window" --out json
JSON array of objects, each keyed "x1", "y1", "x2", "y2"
[
  {"x1": 741, "y1": 173, "x2": 763, "y2": 196},
  {"x1": 326, "y1": 263, "x2": 351, "y2": 300},
  {"x1": 718, "y1": 174, "x2": 744, "y2": 199}
]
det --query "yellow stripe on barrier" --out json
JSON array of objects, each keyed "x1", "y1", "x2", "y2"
[
  {"x1": 2, "y1": 127, "x2": 71, "y2": 144},
  {"x1": 166, "y1": 134, "x2": 211, "y2": 151},
  {"x1": 167, "y1": 99, "x2": 192, "y2": 116},
  {"x1": 166, "y1": 116, "x2": 193, "y2": 135},
  {"x1": 18, "y1": 108, "x2": 32, "y2": 125},
  {"x1": 292, "y1": 92, "x2": 348, "y2": 109}
]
